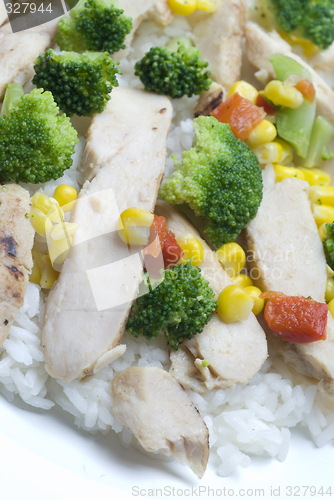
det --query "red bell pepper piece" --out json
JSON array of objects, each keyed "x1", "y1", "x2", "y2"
[
  {"x1": 261, "y1": 291, "x2": 328, "y2": 343},
  {"x1": 211, "y1": 92, "x2": 266, "y2": 141},
  {"x1": 256, "y1": 93, "x2": 277, "y2": 115}
]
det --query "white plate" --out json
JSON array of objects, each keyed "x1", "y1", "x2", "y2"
[{"x1": 1, "y1": 393, "x2": 333, "y2": 500}]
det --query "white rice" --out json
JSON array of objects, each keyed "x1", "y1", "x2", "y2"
[{"x1": 1, "y1": 15, "x2": 334, "y2": 478}]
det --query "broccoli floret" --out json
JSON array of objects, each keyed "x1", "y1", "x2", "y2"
[
  {"x1": 56, "y1": 0, "x2": 132, "y2": 54},
  {"x1": 268, "y1": 0, "x2": 334, "y2": 50},
  {"x1": 160, "y1": 116, "x2": 263, "y2": 248},
  {"x1": 134, "y1": 44, "x2": 212, "y2": 99},
  {"x1": 126, "y1": 263, "x2": 217, "y2": 350},
  {"x1": 323, "y1": 222, "x2": 334, "y2": 270},
  {"x1": 33, "y1": 49, "x2": 120, "y2": 116},
  {"x1": 303, "y1": 1, "x2": 334, "y2": 50},
  {"x1": 268, "y1": 0, "x2": 304, "y2": 33},
  {"x1": 0, "y1": 86, "x2": 78, "y2": 184}
]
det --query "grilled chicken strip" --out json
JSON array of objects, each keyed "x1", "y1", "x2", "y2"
[
  {"x1": 155, "y1": 201, "x2": 267, "y2": 393},
  {"x1": 111, "y1": 366, "x2": 209, "y2": 478},
  {"x1": 193, "y1": 0, "x2": 248, "y2": 90},
  {"x1": 194, "y1": 82, "x2": 225, "y2": 118},
  {"x1": 0, "y1": 19, "x2": 58, "y2": 100},
  {"x1": 112, "y1": 0, "x2": 173, "y2": 60},
  {"x1": 245, "y1": 22, "x2": 334, "y2": 126},
  {"x1": 42, "y1": 87, "x2": 172, "y2": 383},
  {"x1": 246, "y1": 178, "x2": 334, "y2": 395},
  {"x1": 309, "y1": 43, "x2": 334, "y2": 90},
  {"x1": 0, "y1": 185, "x2": 34, "y2": 346}
]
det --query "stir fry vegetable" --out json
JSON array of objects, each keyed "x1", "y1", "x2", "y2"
[{"x1": 262, "y1": 291, "x2": 328, "y2": 343}]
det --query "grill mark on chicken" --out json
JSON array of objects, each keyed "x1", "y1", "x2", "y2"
[
  {"x1": 194, "y1": 82, "x2": 225, "y2": 117},
  {"x1": 0, "y1": 184, "x2": 34, "y2": 346},
  {"x1": 6, "y1": 265, "x2": 24, "y2": 280},
  {"x1": 0, "y1": 235, "x2": 17, "y2": 257},
  {"x1": 195, "y1": 92, "x2": 223, "y2": 117}
]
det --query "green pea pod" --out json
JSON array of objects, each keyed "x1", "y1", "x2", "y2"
[
  {"x1": 276, "y1": 99, "x2": 316, "y2": 158},
  {"x1": 270, "y1": 53, "x2": 315, "y2": 158},
  {"x1": 302, "y1": 116, "x2": 334, "y2": 167},
  {"x1": 270, "y1": 53, "x2": 312, "y2": 82}
]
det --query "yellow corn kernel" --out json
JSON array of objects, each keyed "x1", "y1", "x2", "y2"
[
  {"x1": 325, "y1": 278, "x2": 334, "y2": 303},
  {"x1": 312, "y1": 203, "x2": 334, "y2": 226},
  {"x1": 196, "y1": 0, "x2": 220, "y2": 12},
  {"x1": 40, "y1": 254, "x2": 59, "y2": 289},
  {"x1": 328, "y1": 298, "x2": 334, "y2": 318},
  {"x1": 217, "y1": 284, "x2": 254, "y2": 323},
  {"x1": 252, "y1": 141, "x2": 283, "y2": 165},
  {"x1": 277, "y1": 30, "x2": 318, "y2": 58},
  {"x1": 29, "y1": 259, "x2": 42, "y2": 285},
  {"x1": 53, "y1": 184, "x2": 77, "y2": 211},
  {"x1": 216, "y1": 242, "x2": 246, "y2": 278},
  {"x1": 246, "y1": 120, "x2": 277, "y2": 147},
  {"x1": 227, "y1": 81, "x2": 258, "y2": 104},
  {"x1": 51, "y1": 222, "x2": 79, "y2": 241},
  {"x1": 167, "y1": 0, "x2": 197, "y2": 15},
  {"x1": 319, "y1": 223, "x2": 328, "y2": 241},
  {"x1": 298, "y1": 167, "x2": 331, "y2": 187},
  {"x1": 231, "y1": 273, "x2": 254, "y2": 288},
  {"x1": 118, "y1": 207, "x2": 154, "y2": 246},
  {"x1": 263, "y1": 80, "x2": 304, "y2": 109},
  {"x1": 177, "y1": 233, "x2": 204, "y2": 267},
  {"x1": 31, "y1": 192, "x2": 55, "y2": 215},
  {"x1": 274, "y1": 164, "x2": 305, "y2": 183},
  {"x1": 48, "y1": 235, "x2": 73, "y2": 266},
  {"x1": 308, "y1": 186, "x2": 334, "y2": 207},
  {"x1": 275, "y1": 138, "x2": 293, "y2": 165},
  {"x1": 243, "y1": 286, "x2": 264, "y2": 315},
  {"x1": 30, "y1": 207, "x2": 47, "y2": 237}
]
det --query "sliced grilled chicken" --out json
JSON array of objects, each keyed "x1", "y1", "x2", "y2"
[
  {"x1": 193, "y1": 0, "x2": 248, "y2": 90},
  {"x1": 245, "y1": 21, "x2": 334, "y2": 126},
  {"x1": 111, "y1": 366, "x2": 209, "y2": 478},
  {"x1": 245, "y1": 178, "x2": 334, "y2": 395},
  {"x1": 155, "y1": 201, "x2": 267, "y2": 393},
  {"x1": 42, "y1": 87, "x2": 172, "y2": 383},
  {"x1": 310, "y1": 43, "x2": 334, "y2": 90},
  {"x1": 112, "y1": 0, "x2": 173, "y2": 60},
  {"x1": 0, "y1": 184, "x2": 34, "y2": 346},
  {"x1": 194, "y1": 82, "x2": 225, "y2": 117},
  {"x1": 0, "y1": 19, "x2": 58, "y2": 100}
]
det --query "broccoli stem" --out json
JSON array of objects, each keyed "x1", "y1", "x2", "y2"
[
  {"x1": 1, "y1": 83, "x2": 24, "y2": 117},
  {"x1": 166, "y1": 36, "x2": 193, "y2": 53},
  {"x1": 302, "y1": 116, "x2": 334, "y2": 168}
]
